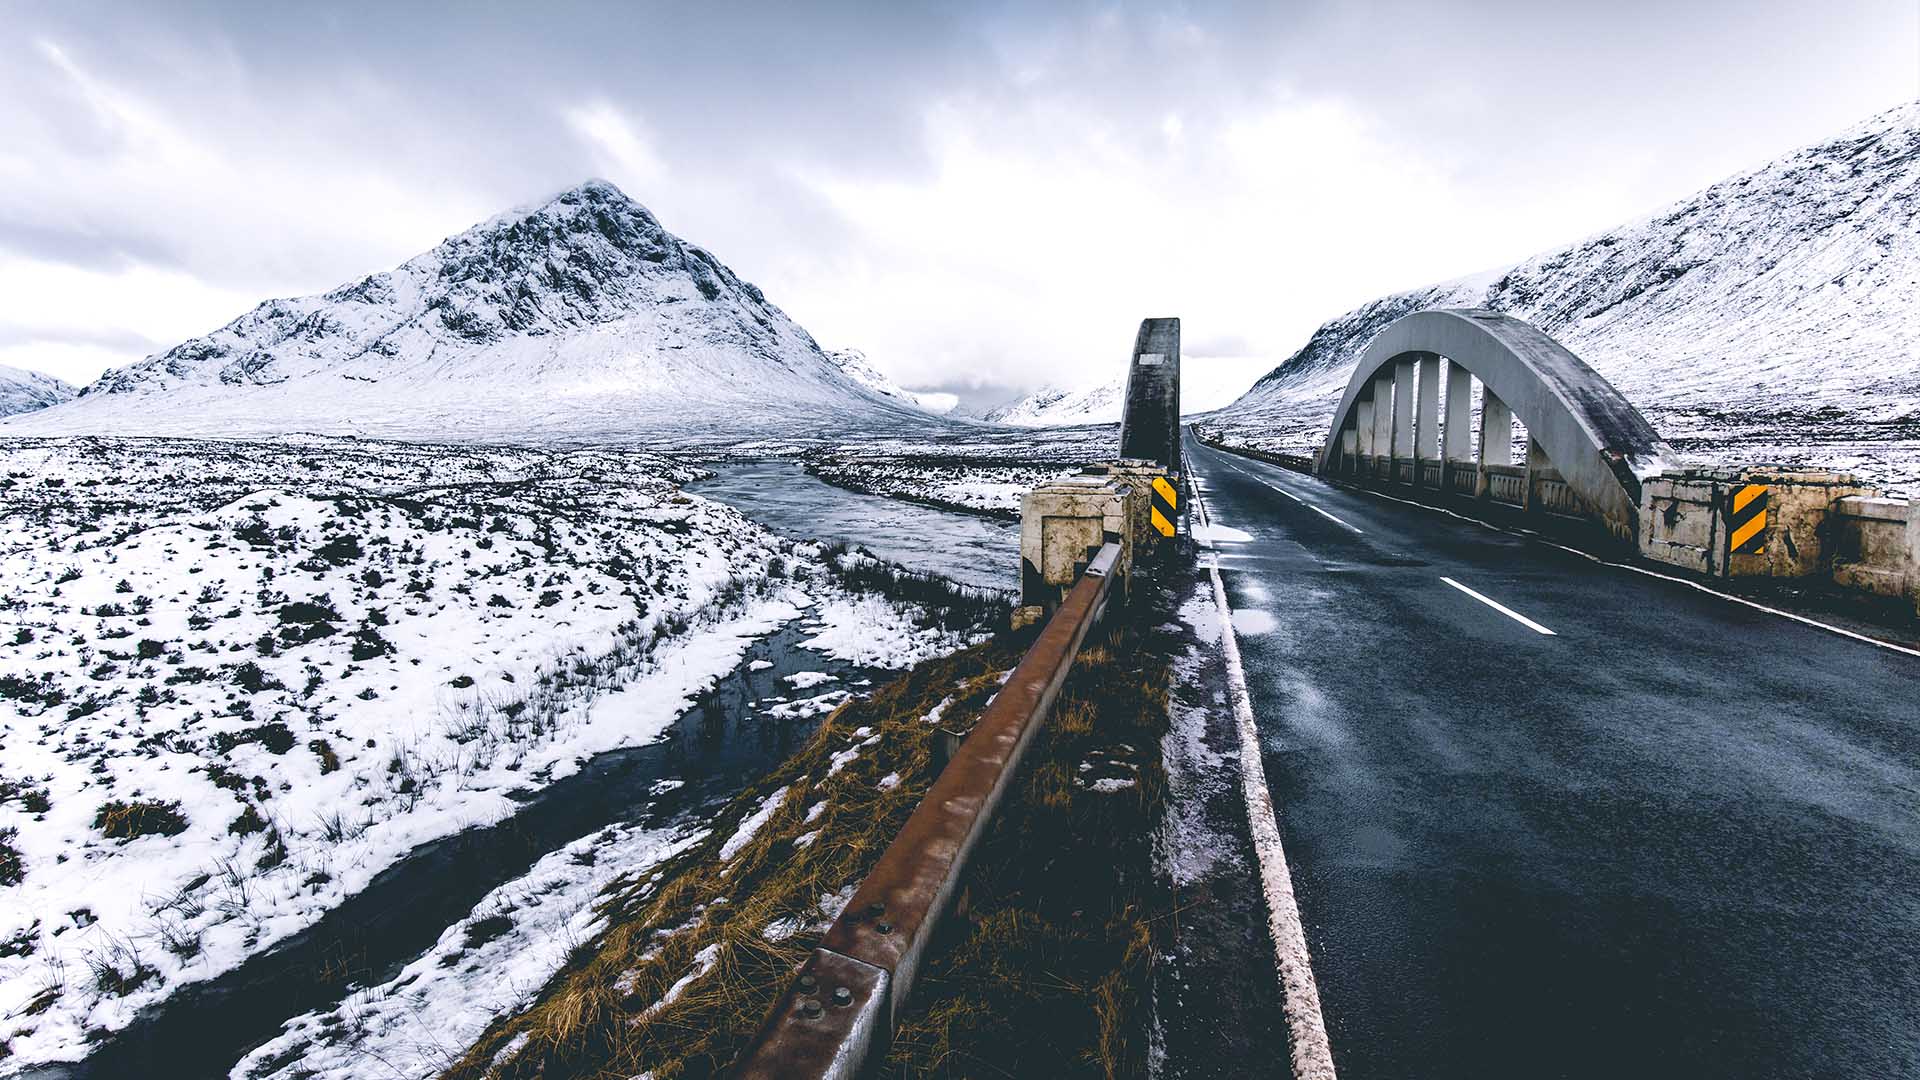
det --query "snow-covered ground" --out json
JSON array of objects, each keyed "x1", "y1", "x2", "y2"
[
  {"x1": 0, "y1": 435, "x2": 984, "y2": 1073},
  {"x1": 797, "y1": 426, "x2": 1118, "y2": 517},
  {"x1": 1200, "y1": 102, "x2": 1920, "y2": 494}
]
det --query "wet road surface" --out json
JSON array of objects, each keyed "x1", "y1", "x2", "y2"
[{"x1": 1186, "y1": 437, "x2": 1920, "y2": 1080}]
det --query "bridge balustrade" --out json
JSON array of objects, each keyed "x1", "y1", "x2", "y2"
[{"x1": 1314, "y1": 310, "x2": 1677, "y2": 541}]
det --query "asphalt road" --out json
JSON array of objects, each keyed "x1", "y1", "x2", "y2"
[{"x1": 1185, "y1": 437, "x2": 1920, "y2": 1080}]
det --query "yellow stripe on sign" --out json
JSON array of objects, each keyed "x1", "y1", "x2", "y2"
[
  {"x1": 1732, "y1": 483, "x2": 1766, "y2": 513},
  {"x1": 1150, "y1": 506, "x2": 1176, "y2": 537},
  {"x1": 1730, "y1": 509, "x2": 1767, "y2": 552},
  {"x1": 1153, "y1": 475, "x2": 1178, "y2": 505}
]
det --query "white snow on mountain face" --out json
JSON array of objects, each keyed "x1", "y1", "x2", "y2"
[
  {"x1": 0, "y1": 365, "x2": 76, "y2": 418},
  {"x1": 984, "y1": 356, "x2": 1273, "y2": 427},
  {"x1": 1, "y1": 181, "x2": 935, "y2": 445},
  {"x1": 826, "y1": 349, "x2": 959, "y2": 414},
  {"x1": 984, "y1": 382, "x2": 1121, "y2": 426},
  {"x1": 1202, "y1": 102, "x2": 1920, "y2": 492}
]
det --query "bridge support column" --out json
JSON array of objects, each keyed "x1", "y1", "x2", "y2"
[
  {"x1": 1478, "y1": 388, "x2": 1513, "y2": 497},
  {"x1": 1340, "y1": 426, "x2": 1358, "y2": 473},
  {"x1": 1392, "y1": 358, "x2": 1416, "y2": 482},
  {"x1": 1414, "y1": 354, "x2": 1440, "y2": 487},
  {"x1": 1356, "y1": 398, "x2": 1376, "y2": 463},
  {"x1": 1524, "y1": 434, "x2": 1547, "y2": 514},
  {"x1": 1371, "y1": 373, "x2": 1393, "y2": 478},
  {"x1": 1442, "y1": 361, "x2": 1474, "y2": 494}
]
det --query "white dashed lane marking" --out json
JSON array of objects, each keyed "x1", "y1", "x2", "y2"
[{"x1": 1440, "y1": 575, "x2": 1557, "y2": 636}]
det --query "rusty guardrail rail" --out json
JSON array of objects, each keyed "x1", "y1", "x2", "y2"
[{"x1": 731, "y1": 541, "x2": 1123, "y2": 1078}]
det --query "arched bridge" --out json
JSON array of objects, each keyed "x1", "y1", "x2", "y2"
[{"x1": 1315, "y1": 309, "x2": 1676, "y2": 540}]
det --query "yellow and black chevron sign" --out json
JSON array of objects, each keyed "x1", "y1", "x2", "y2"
[
  {"x1": 1151, "y1": 476, "x2": 1179, "y2": 537},
  {"x1": 1728, "y1": 482, "x2": 1769, "y2": 555}
]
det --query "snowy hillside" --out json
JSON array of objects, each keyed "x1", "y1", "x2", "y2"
[
  {"x1": 1202, "y1": 102, "x2": 1920, "y2": 490},
  {"x1": 2, "y1": 182, "x2": 934, "y2": 445},
  {"x1": 0, "y1": 436, "x2": 983, "y2": 1072},
  {"x1": 986, "y1": 357, "x2": 1272, "y2": 427},
  {"x1": 0, "y1": 365, "x2": 76, "y2": 418},
  {"x1": 985, "y1": 382, "x2": 1121, "y2": 426},
  {"x1": 827, "y1": 349, "x2": 959, "y2": 414}
]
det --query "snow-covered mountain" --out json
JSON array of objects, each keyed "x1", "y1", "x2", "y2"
[
  {"x1": 1203, "y1": 102, "x2": 1920, "y2": 489},
  {"x1": 986, "y1": 356, "x2": 1273, "y2": 427},
  {"x1": 0, "y1": 364, "x2": 76, "y2": 417},
  {"x1": 985, "y1": 382, "x2": 1122, "y2": 426},
  {"x1": 2, "y1": 181, "x2": 933, "y2": 444},
  {"x1": 827, "y1": 348, "x2": 959, "y2": 414}
]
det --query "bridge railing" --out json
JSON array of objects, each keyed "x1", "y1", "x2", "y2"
[{"x1": 731, "y1": 543, "x2": 1123, "y2": 1079}]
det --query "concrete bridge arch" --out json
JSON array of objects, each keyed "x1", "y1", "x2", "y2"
[{"x1": 1315, "y1": 309, "x2": 1676, "y2": 540}]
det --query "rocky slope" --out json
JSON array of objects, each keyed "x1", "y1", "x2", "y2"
[
  {"x1": 984, "y1": 381, "x2": 1122, "y2": 426},
  {"x1": 0, "y1": 364, "x2": 76, "y2": 417},
  {"x1": 827, "y1": 348, "x2": 959, "y2": 414},
  {"x1": 3, "y1": 181, "x2": 933, "y2": 445},
  {"x1": 1202, "y1": 102, "x2": 1920, "y2": 490}
]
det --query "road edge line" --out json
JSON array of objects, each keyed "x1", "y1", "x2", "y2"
[
  {"x1": 1190, "y1": 473, "x2": 1340, "y2": 1080},
  {"x1": 1270, "y1": 463, "x2": 1920, "y2": 662}
]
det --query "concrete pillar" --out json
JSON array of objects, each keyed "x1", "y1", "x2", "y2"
[
  {"x1": 1523, "y1": 433, "x2": 1546, "y2": 512},
  {"x1": 1391, "y1": 358, "x2": 1416, "y2": 467},
  {"x1": 1443, "y1": 362, "x2": 1474, "y2": 493},
  {"x1": 1480, "y1": 389, "x2": 1514, "y2": 467},
  {"x1": 1371, "y1": 373, "x2": 1393, "y2": 473},
  {"x1": 1414, "y1": 354, "x2": 1440, "y2": 467},
  {"x1": 1356, "y1": 398, "x2": 1375, "y2": 457},
  {"x1": 1443, "y1": 364, "x2": 1474, "y2": 461},
  {"x1": 1904, "y1": 499, "x2": 1920, "y2": 616},
  {"x1": 1340, "y1": 426, "x2": 1358, "y2": 470}
]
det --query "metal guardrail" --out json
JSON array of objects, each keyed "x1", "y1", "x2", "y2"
[{"x1": 730, "y1": 541, "x2": 1123, "y2": 1078}]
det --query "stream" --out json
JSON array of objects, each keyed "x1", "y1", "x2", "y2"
[{"x1": 29, "y1": 459, "x2": 1007, "y2": 1080}]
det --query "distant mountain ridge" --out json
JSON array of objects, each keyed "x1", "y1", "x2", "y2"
[
  {"x1": 0, "y1": 364, "x2": 76, "y2": 417},
  {"x1": 984, "y1": 382, "x2": 1122, "y2": 426},
  {"x1": 5, "y1": 181, "x2": 933, "y2": 444},
  {"x1": 1204, "y1": 102, "x2": 1920, "y2": 488},
  {"x1": 826, "y1": 349, "x2": 959, "y2": 414}
]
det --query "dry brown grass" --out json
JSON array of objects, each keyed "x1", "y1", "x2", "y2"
[
  {"x1": 440, "y1": 634, "x2": 1028, "y2": 1080},
  {"x1": 881, "y1": 596, "x2": 1177, "y2": 1079},
  {"x1": 441, "y1": 584, "x2": 1179, "y2": 1080}
]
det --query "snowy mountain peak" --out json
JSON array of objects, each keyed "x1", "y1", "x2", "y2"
[
  {"x1": 826, "y1": 349, "x2": 958, "y2": 414},
  {"x1": 0, "y1": 364, "x2": 77, "y2": 417},
  {"x1": 14, "y1": 181, "x2": 933, "y2": 442}
]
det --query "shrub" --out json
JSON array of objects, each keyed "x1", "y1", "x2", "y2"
[
  {"x1": 227, "y1": 804, "x2": 267, "y2": 836},
  {"x1": 94, "y1": 799, "x2": 189, "y2": 840},
  {"x1": 308, "y1": 738, "x2": 340, "y2": 774},
  {"x1": 0, "y1": 828, "x2": 22, "y2": 886},
  {"x1": 350, "y1": 625, "x2": 393, "y2": 661},
  {"x1": 312, "y1": 535, "x2": 363, "y2": 565}
]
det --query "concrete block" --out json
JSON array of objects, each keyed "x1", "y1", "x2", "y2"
[
  {"x1": 1638, "y1": 467, "x2": 1877, "y2": 579},
  {"x1": 1092, "y1": 459, "x2": 1182, "y2": 548},
  {"x1": 1830, "y1": 496, "x2": 1911, "y2": 597},
  {"x1": 1907, "y1": 500, "x2": 1920, "y2": 614},
  {"x1": 1020, "y1": 476, "x2": 1131, "y2": 607}
]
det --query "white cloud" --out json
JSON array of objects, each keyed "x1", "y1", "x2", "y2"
[
  {"x1": 773, "y1": 89, "x2": 1621, "y2": 394},
  {"x1": 563, "y1": 101, "x2": 670, "y2": 195}
]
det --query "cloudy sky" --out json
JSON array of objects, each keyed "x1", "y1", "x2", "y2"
[{"x1": 4, "y1": 1, "x2": 1916, "y2": 407}]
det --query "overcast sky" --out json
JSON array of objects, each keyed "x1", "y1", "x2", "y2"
[{"x1": 4, "y1": 1, "x2": 1916, "y2": 406}]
